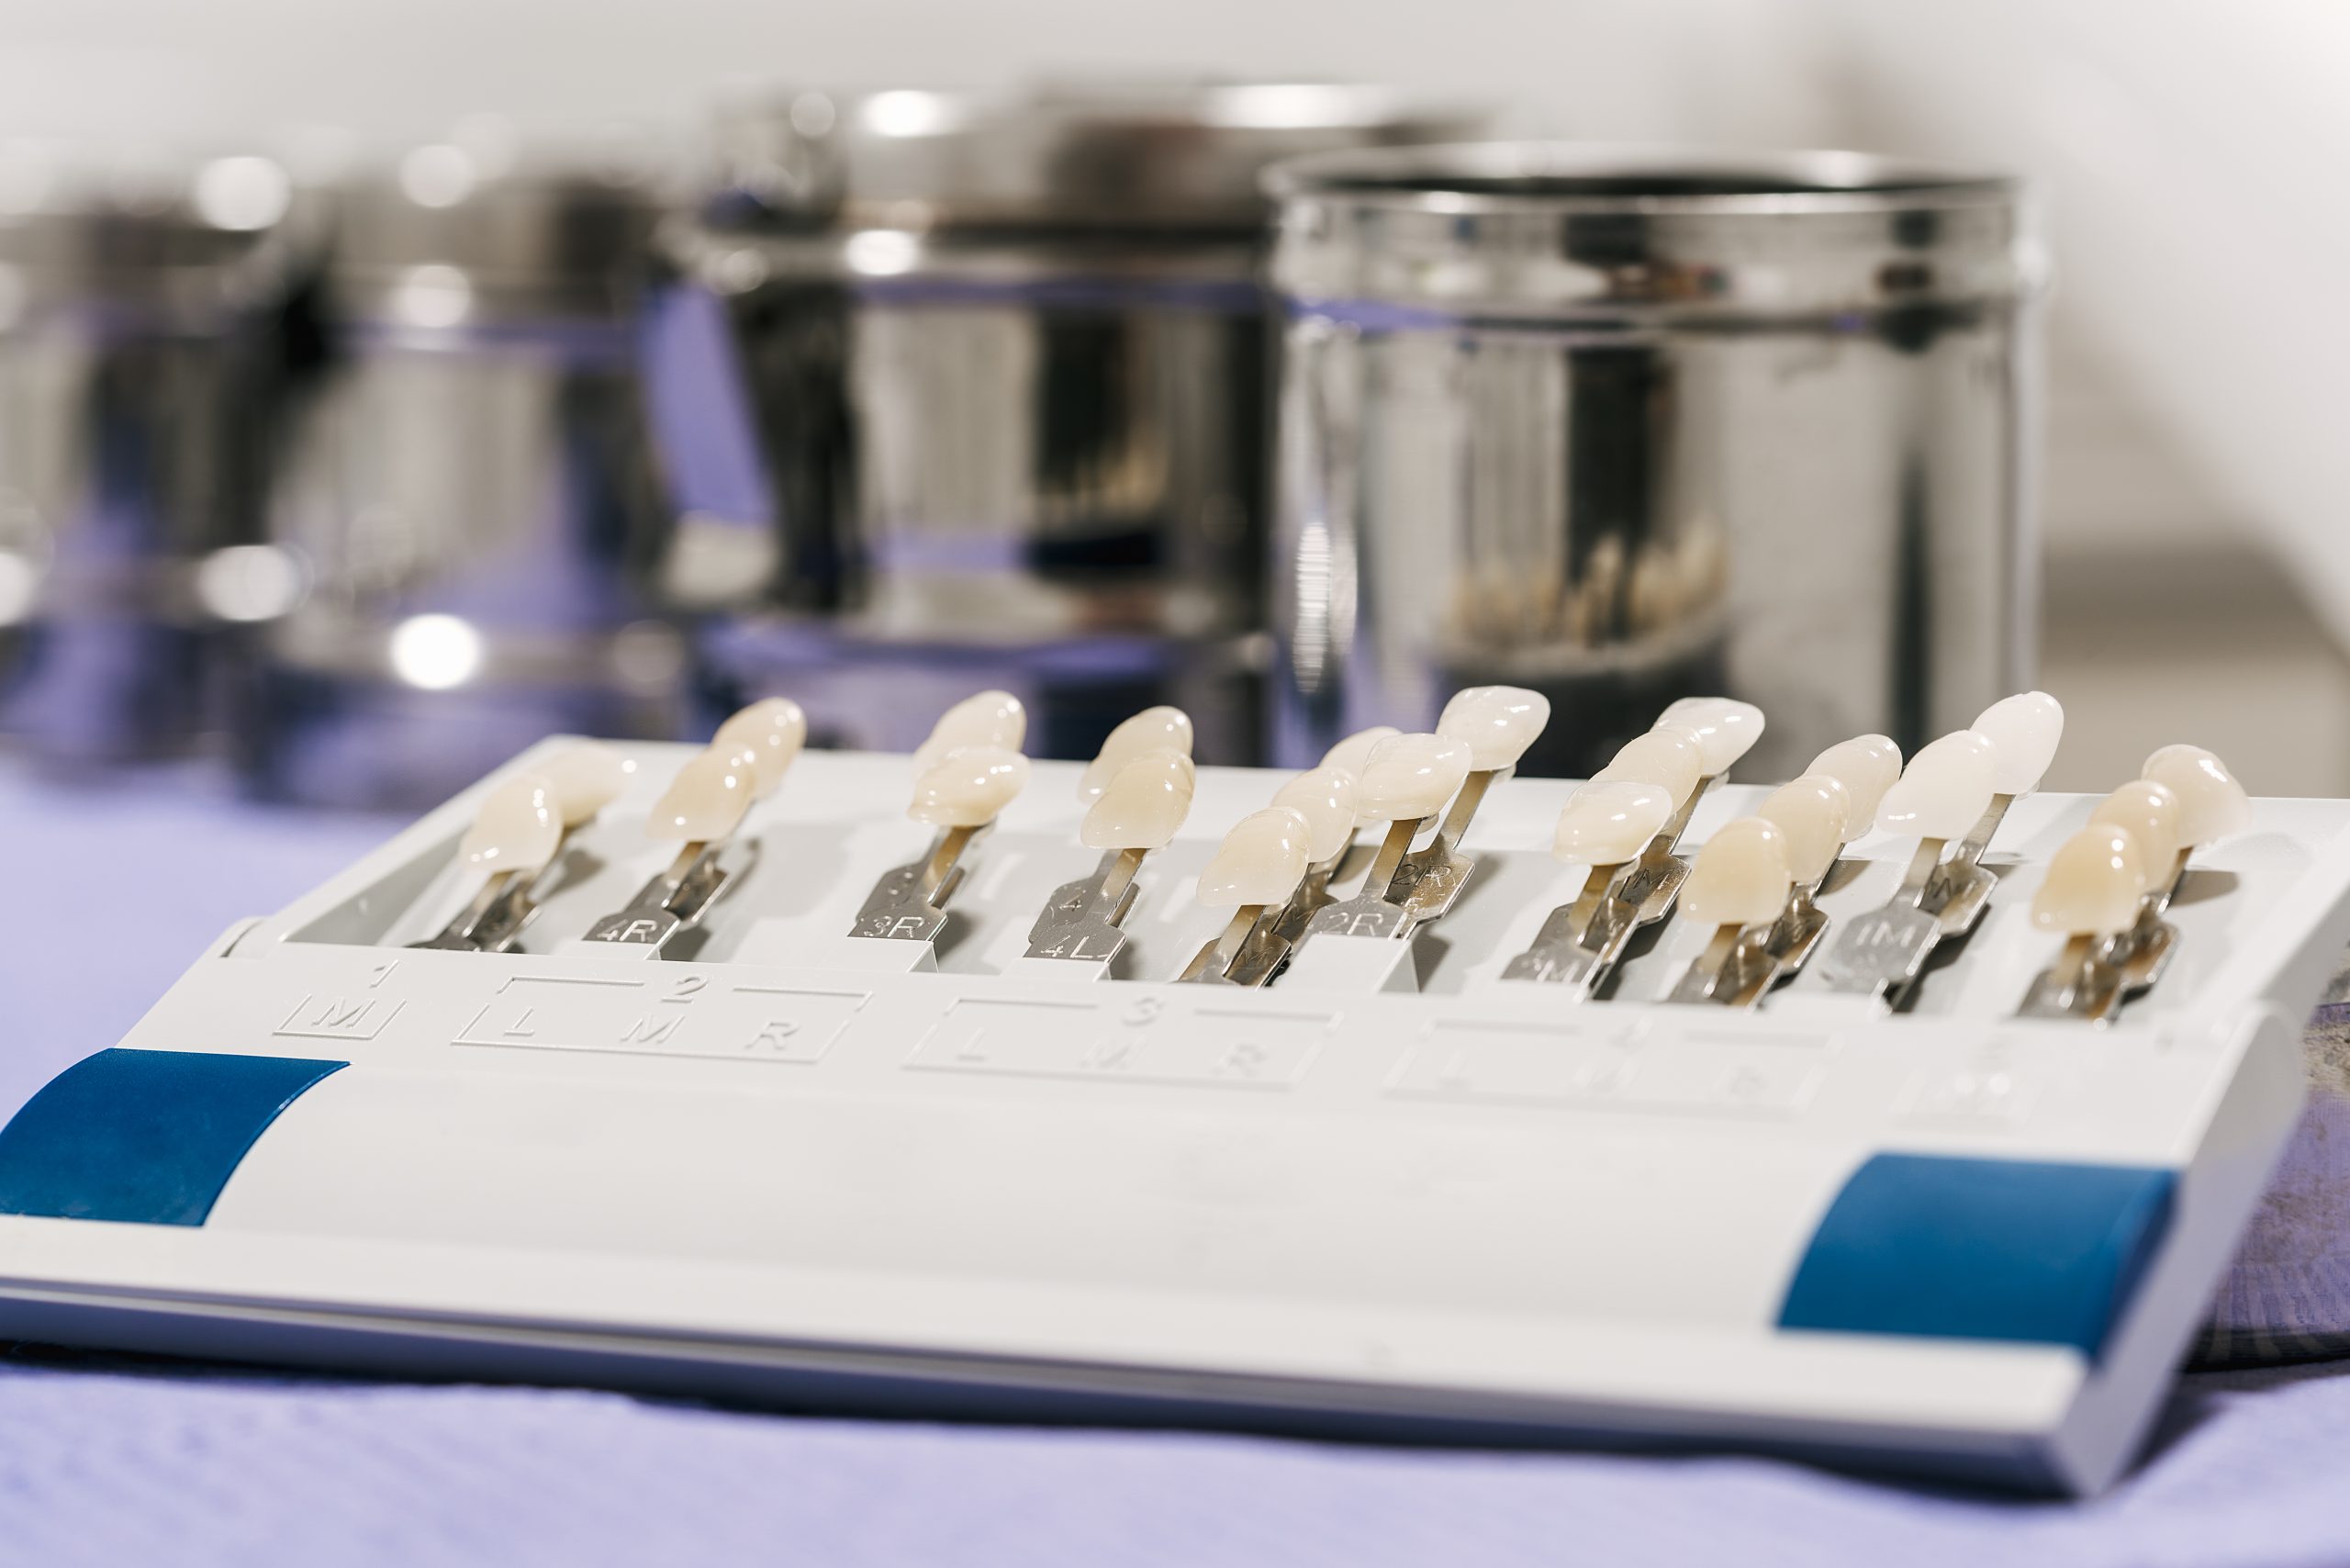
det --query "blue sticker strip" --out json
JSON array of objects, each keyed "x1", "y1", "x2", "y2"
[
  {"x1": 0, "y1": 1048, "x2": 346, "y2": 1226},
  {"x1": 1778, "y1": 1152, "x2": 2177, "y2": 1360}
]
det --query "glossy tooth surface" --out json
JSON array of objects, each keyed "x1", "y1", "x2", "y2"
[
  {"x1": 1194, "y1": 806, "x2": 1312, "y2": 908},
  {"x1": 1805, "y1": 734, "x2": 1902, "y2": 837},
  {"x1": 1658, "y1": 697, "x2": 1765, "y2": 774},
  {"x1": 2032, "y1": 824, "x2": 2146, "y2": 935},
  {"x1": 1319, "y1": 725, "x2": 1400, "y2": 776},
  {"x1": 540, "y1": 742, "x2": 631, "y2": 827},
  {"x1": 1354, "y1": 734, "x2": 1473, "y2": 822},
  {"x1": 1079, "y1": 748, "x2": 1194, "y2": 850},
  {"x1": 461, "y1": 773, "x2": 562, "y2": 871},
  {"x1": 1755, "y1": 774, "x2": 1852, "y2": 885},
  {"x1": 713, "y1": 698, "x2": 808, "y2": 799},
  {"x1": 1875, "y1": 730, "x2": 1998, "y2": 840},
  {"x1": 649, "y1": 745, "x2": 758, "y2": 842},
  {"x1": 912, "y1": 689, "x2": 1026, "y2": 771},
  {"x1": 1972, "y1": 690, "x2": 2065, "y2": 795},
  {"x1": 1590, "y1": 724, "x2": 1706, "y2": 812},
  {"x1": 2143, "y1": 744, "x2": 2251, "y2": 846},
  {"x1": 1680, "y1": 817, "x2": 1793, "y2": 927},
  {"x1": 1551, "y1": 780, "x2": 1674, "y2": 865},
  {"x1": 1078, "y1": 706, "x2": 1195, "y2": 800},
  {"x1": 1270, "y1": 765, "x2": 1360, "y2": 863},
  {"x1": 1437, "y1": 685, "x2": 1551, "y2": 770},
  {"x1": 908, "y1": 745, "x2": 1029, "y2": 828},
  {"x1": 2089, "y1": 780, "x2": 2182, "y2": 890}
]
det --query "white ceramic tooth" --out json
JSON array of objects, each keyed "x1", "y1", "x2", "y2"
[
  {"x1": 912, "y1": 689, "x2": 1026, "y2": 771},
  {"x1": 461, "y1": 773, "x2": 562, "y2": 871},
  {"x1": 539, "y1": 742, "x2": 632, "y2": 827},
  {"x1": 1194, "y1": 806, "x2": 1312, "y2": 909},
  {"x1": 1079, "y1": 747, "x2": 1194, "y2": 850},
  {"x1": 1805, "y1": 734, "x2": 1902, "y2": 837},
  {"x1": 1078, "y1": 706, "x2": 1195, "y2": 800},
  {"x1": 1874, "y1": 730, "x2": 1998, "y2": 840},
  {"x1": 1270, "y1": 765, "x2": 1360, "y2": 864},
  {"x1": 1589, "y1": 724, "x2": 1706, "y2": 812},
  {"x1": 649, "y1": 745, "x2": 758, "y2": 842},
  {"x1": 1551, "y1": 780, "x2": 1674, "y2": 865},
  {"x1": 1972, "y1": 690, "x2": 2065, "y2": 796},
  {"x1": 1437, "y1": 685, "x2": 1550, "y2": 770},
  {"x1": 908, "y1": 745, "x2": 1029, "y2": 829},
  {"x1": 2031, "y1": 824, "x2": 2146, "y2": 936},
  {"x1": 1320, "y1": 725, "x2": 1400, "y2": 776},
  {"x1": 2143, "y1": 744, "x2": 2251, "y2": 846},
  {"x1": 2088, "y1": 780, "x2": 2182, "y2": 891},
  {"x1": 1353, "y1": 734, "x2": 1473, "y2": 822},
  {"x1": 1679, "y1": 817, "x2": 1793, "y2": 927},
  {"x1": 1657, "y1": 697, "x2": 1765, "y2": 774},
  {"x1": 713, "y1": 698, "x2": 808, "y2": 799},
  {"x1": 1755, "y1": 774, "x2": 1852, "y2": 885}
]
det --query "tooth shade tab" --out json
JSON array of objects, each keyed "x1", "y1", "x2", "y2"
[
  {"x1": 650, "y1": 745, "x2": 759, "y2": 842},
  {"x1": 2032, "y1": 824, "x2": 2147, "y2": 936},
  {"x1": 2088, "y1": 780, "x2": 2182, "y2": 890},
  {"x1": 1657, "y1": 697, "x2": 1765, "y2": 774},
  {"x1": 540, "y1": 742, "x2": 632, "y2": 826},
  {"x1": 1195, "y1": 807, "x2": 1313, "y2": 908},
  {"x1": 1875, "y1": 729, "x2": 1998, "y2": 841},
  {"x1": 1805, "y1": 734, "x2": 1902, "y2": 836},
  {"x1": 1437, "y1": 685, "x2": 1551, "y2": 770},
  {"x1": 2143, "y1": 744, "x2": 2251, "y2": 846},
  {"x1": 713, "y1": 699, "x2": 808, "y2": 799},
  {"x1": 1078, "y1": 706, "x2": 1195, "y2": 800},
  {"x1": 912, "y1": 689, "x2": 1026, "y2": 771},
  {"x1": 1552, "y1": 780, "x2": 1675, "y2": 865},
  {"x1": 1589, "y1": 724, "x2": 1705, "y2": 812},
  {"x1": 1680, "y1": 816, "x2": 1793, "y2": 926},
  {"x1": 1755, "y1": 774, "x2": 1852, "y2": 885},
  {"x1": 908, "y1": 745, "x2": 1030, "y2": 828},
  {"x1": 1270, "y1": 765, "x2": 1360, "y2": 863},
  {"x1": 1972, "y1": 690, "x2": 2065, "y2": 795},
  {"x1": 1319, "y1": 725, "x2": 1400, "y2": 776},
  {"x1": 462, "y1": 773, "x2": 562, "y2": 871},
  {"x1": 1080, "y1": 747, "x2": 1194, "y2": 850},
  {"x1": 1354, "y1": 733, "x2": 1474, "y2": 822}
]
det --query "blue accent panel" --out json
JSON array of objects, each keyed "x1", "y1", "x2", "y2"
[
  {"x1": 0, "y1": 1049, "x2": 346, "y2": 1226},
  {"x1": 1778, "y1": 1153, "x2": 2177, "y2": 1360}
]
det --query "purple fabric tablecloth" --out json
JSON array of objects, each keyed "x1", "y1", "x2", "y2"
[{"x1": 5, "y1": 762, "x2": 2348, "y2": 1566}]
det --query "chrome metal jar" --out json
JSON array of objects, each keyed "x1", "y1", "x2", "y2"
[
  {"x1": 653, "y1": 84, "x2": 1482, "y2": 763},
  {"x1": 1265, "y1": 145, "x2": 2044, "y2": 778}
]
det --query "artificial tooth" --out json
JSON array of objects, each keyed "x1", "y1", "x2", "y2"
[
  {"x1": 1657, "y1": 697, "x2": 1765, "y2": 775},
  {"x1": 540, "y1": 742, "x2": 632, "y2": 827},
  {"x1": 1271, "y1": 765, "x2": 1360, "y2": 864},
  {"x1": 461, "y1": 773, "x2": 562, "y2": 871},
  {"x1": 1437, "y1": 685, "x2": 1551, "y2": 770},
  {"x1": 1589, "y1": 724, "x2": 1706, "y2": 812},
  {"x1": 1195, "y1": 807, "x2": 1313, "y2": 908},
  {"x1": 1679, "y1": 817, "x2": 1793, "y2": 927},
  {"x1": 2143, "y1": 745, "x2": 2251, "y2": 846},
  {"x1": 1354, "y1": 733, "x2": 1474, "y2": 821},
  {"x1": 1805, "y1": 734, "x2": 1902, "y2": 835},
  {"x1": 649, "y1": 745, "x2": 759, "y2": 842},
  {"x1": 912, "y1": 689, "x2": 1026, "y2": 771},
  {"x1": 1972, "y1": 690, "x2": 2065, "y2": 796},
  {"x1": 2031, "y1": 824, "x2": 2146, "y2": 936},
  {"x1": 713, "y1": 698, "x2": 808, "y2": 799},
  {"x1": 1078, "y1": 706, "x2": 1195, "y2": 800},
  {"x1": 1080, "y1": 747, "x2": 1195, "y2": 850},
  {"x1": 1875, "y1": 730, "x2": 1998, "y2": 840},
  {"x1": 908, "y1": 745, "x2": 1030, "y2": 828},
  {"x1": 2088, "y1": 780, "x2": 2182, "y2": 891},
  {"x1": 1320, "y1": 724, "x2": 1400, "y2": 775},
  {"x1": 1755, "y1": 774, "x2": 1852, "y2": 886},
  {"x1": 1553, "y1": 780, "x2": 1675, "y2": 866}
]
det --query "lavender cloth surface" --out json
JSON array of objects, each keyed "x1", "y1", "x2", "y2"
[{"x1": 6, "y1": 762, "x2": 2350, "y2": 1566}]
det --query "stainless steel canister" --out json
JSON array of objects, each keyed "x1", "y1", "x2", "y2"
[
  {"x1": 1265, "y1": 144, "x2": 2043, "y2": 778},
  {"x1": 652, "y1": 84, "x2": 1483, "y2": 763}
]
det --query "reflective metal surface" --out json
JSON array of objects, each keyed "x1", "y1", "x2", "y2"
[{"x1": 1266, "y1": 143, "x2": 2045, "y2": 778}]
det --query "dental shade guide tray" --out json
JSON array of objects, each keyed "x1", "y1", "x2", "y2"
[{"x1": 7, "y1": 737, "x2": 2350, "y2": 1500}]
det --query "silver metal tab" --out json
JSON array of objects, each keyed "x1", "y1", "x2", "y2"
[
  {"x1": 849, "y1": 826, "x2": 980, "y2": 943},
  {"x1": 1818, "y1": 793, "x2": 2012, "y2": 1008},
  {"x1": 580, "y1": 845, "x2": 733, "y2": 951},
  {"x1": 1025, "y1": 848, "x2": 1147, "y2": 963}
]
